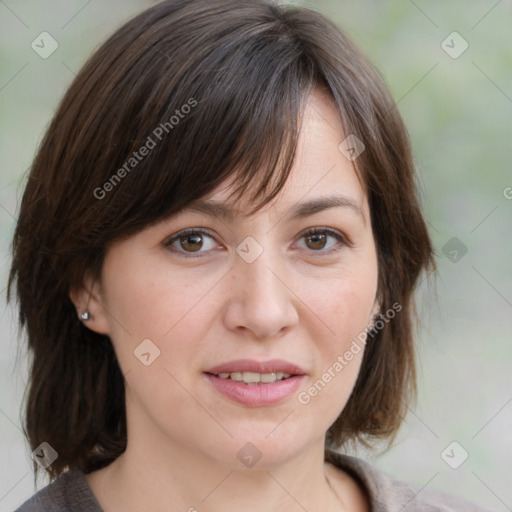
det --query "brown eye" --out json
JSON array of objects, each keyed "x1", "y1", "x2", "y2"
[
  {"x1": 179, "y1": 233, "x2": 203, "y2": 252},
  {"x1": 305, "y1": 232, "x2": 328, "y2": 250},
  {"x1": 297, "y1": 228, "x2": 347, "y2": 254},
  {"x1": 165, "y1": 229, "x2": 219, "y2": 257}
]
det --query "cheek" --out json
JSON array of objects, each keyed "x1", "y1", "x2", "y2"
[
  {"x1": 100, "y1": 254, "x2": 221, "y2": 390},
  {"x1": 299, "y1": 264, "x2": 377, "y2": 406},
  {"x1": 310, "y1": 265, "x2": 377, "y2": 346},
  {"x1": 101, "y1": 252, "x2": 212, "y2": 341},
  {"x1": 334, "y1": 282, "x2": 374, "y2": 338}
]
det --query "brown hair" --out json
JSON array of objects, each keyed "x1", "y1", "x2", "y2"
[{"x1": 8, "y1": 0, "x2": 435, "y2": 479}]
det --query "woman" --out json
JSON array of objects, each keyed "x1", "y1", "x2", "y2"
[{"x1": 8, "y1": 0, "x2": 490, "y2": 510}]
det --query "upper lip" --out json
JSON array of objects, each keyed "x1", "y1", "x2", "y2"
[{"x1": 205, "y1": 359, "x2": 307, "y2": 376}]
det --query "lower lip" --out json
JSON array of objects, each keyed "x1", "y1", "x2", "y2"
[{"x1": 204, "y1": 374, "x2": 305, "y2": 407}]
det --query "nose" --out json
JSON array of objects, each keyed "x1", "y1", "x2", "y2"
[{"x1": 222, "y1": 247, "x2": 299, "y2": 340}]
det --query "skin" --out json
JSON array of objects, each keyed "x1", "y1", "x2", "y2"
[{"x1": 73, "y1": 88, "x2": 380, "y2": 512}]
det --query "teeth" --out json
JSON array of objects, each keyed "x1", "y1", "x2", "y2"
[
  {"x1": 243, "y1": 371, "x2": 261, "y2": 383},
  {"x1": 260, "y1": 372, "x2": 277, "y2": 383},
  {"x1": 216, "y1": 371, "x2": 291, "y2": 383}
]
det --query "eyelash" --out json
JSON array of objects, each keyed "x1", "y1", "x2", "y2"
[{"x1": 164, "y1": 227, "x2": 350, "y2": 258}]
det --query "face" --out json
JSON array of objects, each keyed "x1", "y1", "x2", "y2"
[{"x1": 81, "y1": 88, "x2": 379, "y2": 470}]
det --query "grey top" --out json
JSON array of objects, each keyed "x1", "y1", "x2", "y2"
[{"x1": 14, "y1": 450, "x2": 493, "y2": 511}]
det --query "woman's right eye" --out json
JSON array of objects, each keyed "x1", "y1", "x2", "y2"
[{"x1": 164, "y1": 228, "x2": 221, "y2": 257}]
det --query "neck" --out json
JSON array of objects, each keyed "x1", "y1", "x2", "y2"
[
  {"x1": 87, "y1": 432, "x2": 349, "y2": 512},
  {"x1": 85, "y1": 394, "x2": 368, "y2": 512}
]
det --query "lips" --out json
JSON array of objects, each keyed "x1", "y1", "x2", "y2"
[{"x1": 204, "y1": 359, "x2": 307, "y2": 407}]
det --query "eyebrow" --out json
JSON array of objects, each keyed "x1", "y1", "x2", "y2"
[{"x1": 181, "y1": 195, "x2": 366, "y2": 224}]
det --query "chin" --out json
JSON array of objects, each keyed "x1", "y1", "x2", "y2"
[{"x1": 199, "y1": 426, "x2": 317, "y2": 471}]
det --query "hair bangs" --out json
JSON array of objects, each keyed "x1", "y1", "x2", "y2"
[{"x1": 85, "y1": 5, "x2": 318, "y2": 242}]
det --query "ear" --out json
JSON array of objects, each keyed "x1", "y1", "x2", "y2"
[
  {"x1": 368, "y1": 297, "x2": 381, "y2": 329},
  {"x1": 69, "y1": 271, "x2": 111, "y2": 335}
]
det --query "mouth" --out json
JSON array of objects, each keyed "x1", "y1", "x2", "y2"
[
  {"x1": 205, "y1": 358, "x2": 306, "y2": 381},
  {"x1": 205, "y1": 371, "x2": 293, "y2": 384},
  {"x1": 203, "y1": 359, "x2": 306, "y2": 406}
]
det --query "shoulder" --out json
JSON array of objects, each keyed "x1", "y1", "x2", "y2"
[
  {"x1": 13, "y1": 469, "x2": 102, "y2": 512},
  {"x1": 325, "y1": 449, "x2": 495, "y2": 512}
]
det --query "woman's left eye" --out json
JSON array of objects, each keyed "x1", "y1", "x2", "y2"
[
  {"x1": 295, "y1": 227, "x2": 348, "y2": 253},
  {"x1": 164, "y1": 227, "x2": 348, "y2": 257}
]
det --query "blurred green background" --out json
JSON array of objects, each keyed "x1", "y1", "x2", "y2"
[{"x1": 1, "y1": 0, "x2": 511, "y2": 510}]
